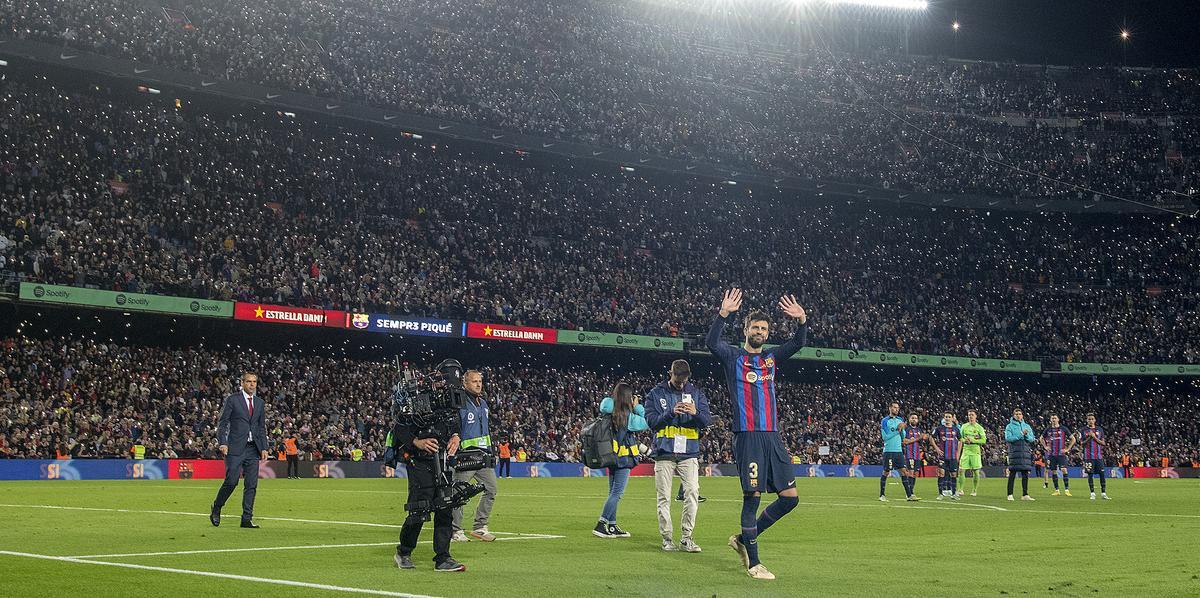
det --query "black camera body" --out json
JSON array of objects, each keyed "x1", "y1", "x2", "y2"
[
  {"x1": 391, "y1": 360, "x2": 470, "y2": 430},
  {"x1": 388, "y1": 359, "x2": 488, "y2": 516}
]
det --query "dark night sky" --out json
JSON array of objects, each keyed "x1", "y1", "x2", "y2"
[{"x1": 910, "y1": 0, "x2": 1200, "y2": 68}]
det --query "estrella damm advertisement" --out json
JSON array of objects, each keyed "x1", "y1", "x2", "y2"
[{"x1": 466, "y1": 322, "x2": 557, "y2": 344}]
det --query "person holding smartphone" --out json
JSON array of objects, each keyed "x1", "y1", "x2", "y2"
[{"x1": 644, "y1": 360, "x2": 712, "y2": 553}]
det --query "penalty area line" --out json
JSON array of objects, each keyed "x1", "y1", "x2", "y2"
[{"x1": 0, "y1": 550, "x2": 438, "y2": 598}]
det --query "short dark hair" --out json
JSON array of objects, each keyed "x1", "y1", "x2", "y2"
[
  {"x1": 1013, "y1": 408, "x2": 1023, "y2": 414},
  {"x1": 967, "y1": 409, "x2": 977, "y2": 415},
  {"x1": 241, "y1": 372, "x2": 258, "y2": 381},
  {"x1": 1086, "y1": 412, "x2": 1096, "y2": 418},
  {"x1": 743, "y1": 310, "x2": 770, "y2": 328},
  {"x1": 908, "y1": 413, "x2": 919, "y2": 418},
  {"x1": 670, "y1": 360, "x2": 691, "y2": 377}
]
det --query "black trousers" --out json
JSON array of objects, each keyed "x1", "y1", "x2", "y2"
[
  {"x1": 497, "y1": 458, "x2": 511, "y2": 477},
  {"x1": 397, "y1": 459, "x2": 452, "y2": 564},
  {"x1": 1007, "y1": 469, "x2": 1029, "y2": 496},
  {"x1": 214, "y1": 442, "x2": 260, "y2": 522},
  {"x1": 287, "y1": 454, "x2": 299, "y2": 477}
]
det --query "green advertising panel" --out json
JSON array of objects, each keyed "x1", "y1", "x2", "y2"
[
  {"x1": 557, "y1": 329, "x2": 685, "y2": 352},
  {"x1": 1060, "y1": 362, "x2": 1200, "y2": 376},
  {"x1": 790, "y1": 346, "x2": 1041, "y2": 373},
  {"x1": 20, "y1": 283, "x2": 233, "y2": 318}
]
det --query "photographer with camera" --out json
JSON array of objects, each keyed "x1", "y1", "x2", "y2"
[
  {"x1": 451, "y1": 370, "x2": 499, "y2": 543},
  {"x1": 386, "y1": 359, "x2": 478, "y2": 573}
]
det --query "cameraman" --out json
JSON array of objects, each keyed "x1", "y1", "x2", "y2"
[
  {"x1": 389, "y1": 363, "x2": 466, "y2": 573},
  {"x1": 451, "y1": 370, "x2": 499, "y2": 543}
]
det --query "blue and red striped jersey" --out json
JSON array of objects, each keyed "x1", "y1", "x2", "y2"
[
  {"x1": 1041, "y1": 426, "x2": 1072, "y2": 456},
  {"x1": 903, "y1": 427, "x2": 923, "y2": 460},
  {"x1": 706, "y1": 314, "x2": 807, "y2": 433},
  {"x1": 1080, "y1": 426, "x2": 1105, "y2": 460},
  {"x1": 933, "y1": 425, "x2": 960, "y2": 458}
]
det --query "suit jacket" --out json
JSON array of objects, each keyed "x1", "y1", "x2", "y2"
[{"x1": 217, "y1": 391, "x2": 269, "y2": 455}]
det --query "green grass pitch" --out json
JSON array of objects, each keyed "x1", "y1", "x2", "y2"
[{"x1": 1, "y1": 476, "x2": 1197, "y2": 596}]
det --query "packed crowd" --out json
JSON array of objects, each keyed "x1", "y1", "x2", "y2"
[
  {"x1": 2, "y1": 337, "x2": 1196, "y2": 468},
  {"x1": 2, "y1": 77, "x2": 1198, "y2": 363},
  {"x1": 3, "y1": 0, "x2": 1200, "y2": 202}
]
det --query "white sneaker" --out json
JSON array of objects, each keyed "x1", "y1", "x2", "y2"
[
  {"x1": 1007, "y1": 495, "x2": 1015, "y2": 501},
  {"x1": 957, "y1": 490, "x2": 965, "y2": 497},
  {"x1": 970, "y1": 491, "x2": 977, "y2": 497},
  {"x1": 747, "y1": 564, "x2": 776, "y2": 580},
  {"x1": 451, "y1": 530, "x2": 470, "y2": 542},
  {"x1": 679, "y1": 538, "x2": 702, "y2": 553},
  {"x1": 1101, "y1": 493, "x2": 1110, "y2": 500},
  {"x1": 470, "y1": 528, "x2": 496, "y2": 542},
  {"x1": 1090, "y1": 492, "x2": 1096, "y2": 500},
  {"x1": 728, "y1": 535, "x2": 750, "y2": 569},
  {"x1": 879, "y1": 495, "x2": 888, "y2": 502},
  {"x1": 1021, "y1": 495, "x2": 1035, "y2": 501},
  {"x1": 661, "y1": 539, "x2": 678, "y2": 552}
]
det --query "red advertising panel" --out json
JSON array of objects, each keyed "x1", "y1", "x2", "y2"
[
  {"x1": 466, "y1": 322, "x2": 558, "y2": 344},
  {"x1": 323, "y1": 309, "x2": 348, "y2": 329},
  {"x1": 168, "y1": 459, "x2": 227, "y2": 480},
  {"x1": 234, "y1": 302, "x2": 330, "y2": 327}
]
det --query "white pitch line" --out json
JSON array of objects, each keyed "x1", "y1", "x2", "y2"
[
  {"x1": 499, "y1": 493, "x2": 1200, "y2": 519},
  {"x1": 0, "y1": 503, "x2": 574, "y2": 534},
  {"x1": 0, "y1": 550, "x2": 438, "y2": 598},
  {"x1": 67, "y1": 534, "x2": 566, "y2": 559},
  {"x1": 67, "y1": 541, "x2": 398, "y2": 559},
  {"x1": 0, "y1": 503, "x2": 404, "y2": 528}
]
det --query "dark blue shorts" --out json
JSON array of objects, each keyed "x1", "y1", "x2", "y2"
[
  {"x1": 1084, "y1": 459, "x2": 1105, "y2": 474},
  {"x1": 882, "y1": 452, "x2": 905, "y2": 472},
  {"x1": 1049, "y1": 455, "x2": 1069, "y2": 469},
  {"x1": 905, "y1": 457, "x2": 921, "y2": 472},
  {"x1": 733, "y1": 432, "x2": 795, "y2": 494},
  {"x1": 941, "y1": 459, "x2": 959, "y2": 474}
]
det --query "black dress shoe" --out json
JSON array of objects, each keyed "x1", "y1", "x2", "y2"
[
  {"x1": 210, "y1": 506, "x2": 221, "y2": 527},
  {"x1": 240, "y1": 520, "x2": 260, "y2": 529}
]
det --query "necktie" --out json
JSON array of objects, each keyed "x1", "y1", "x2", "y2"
[{"x1": 247, "y1": 397, "x2": 254, "y2": 418}]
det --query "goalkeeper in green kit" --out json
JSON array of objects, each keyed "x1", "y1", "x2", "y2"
[{"x1": 958, "y1": 409, "x2": 987, "y2": 497}]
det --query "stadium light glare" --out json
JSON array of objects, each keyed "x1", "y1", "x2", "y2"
[
  {"x1": 952, "y1": 21, "x2": 960, "y2": 31},
  {"x1": 1119, "y1": 29, "x2": 1130, "y2": 40},
  {"x1": 829, "y1": 0, "x2": 929, "y2": 10}
]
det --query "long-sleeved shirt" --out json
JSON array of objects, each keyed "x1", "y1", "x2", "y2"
[
  {"x1": 881, "y1": 415, "x2": 904, "y2": 452},
  {"x1": 643, "y1": 380, "x2": 712, "y2": 460},
  {"x1": 706, "y1": 314, "x2": 807, "y2": 433},
  {"x1": 959, "y1": 422, "x2": 987, "y2": 456},
  {"x1": 1079, "y1": 426, "x2": 1106, "y2": 459}
]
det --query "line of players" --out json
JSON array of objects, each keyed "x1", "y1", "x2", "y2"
[{"x1": 879, "y1": 403, "x2": 1113, "y2": 502}]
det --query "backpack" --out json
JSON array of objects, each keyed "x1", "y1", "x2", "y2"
[{"x1": 580, "y1": 415, "x2": 618, "y2": 469}]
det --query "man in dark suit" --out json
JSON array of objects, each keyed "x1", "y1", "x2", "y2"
[{"x1": 211, "y1": 372, "x2": 269, "y2": 528}]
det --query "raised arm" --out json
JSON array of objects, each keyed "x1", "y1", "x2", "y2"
[
  {"x1": 771, "y1": 294, "x2": 809, "y2": 360},
  {"x1": 706, "y1": 289, "x2": 742, "y2": 361}
]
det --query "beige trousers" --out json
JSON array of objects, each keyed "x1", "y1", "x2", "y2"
[{"x1": 654, "y1": 458, "x2": 699, "y2": 541}]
